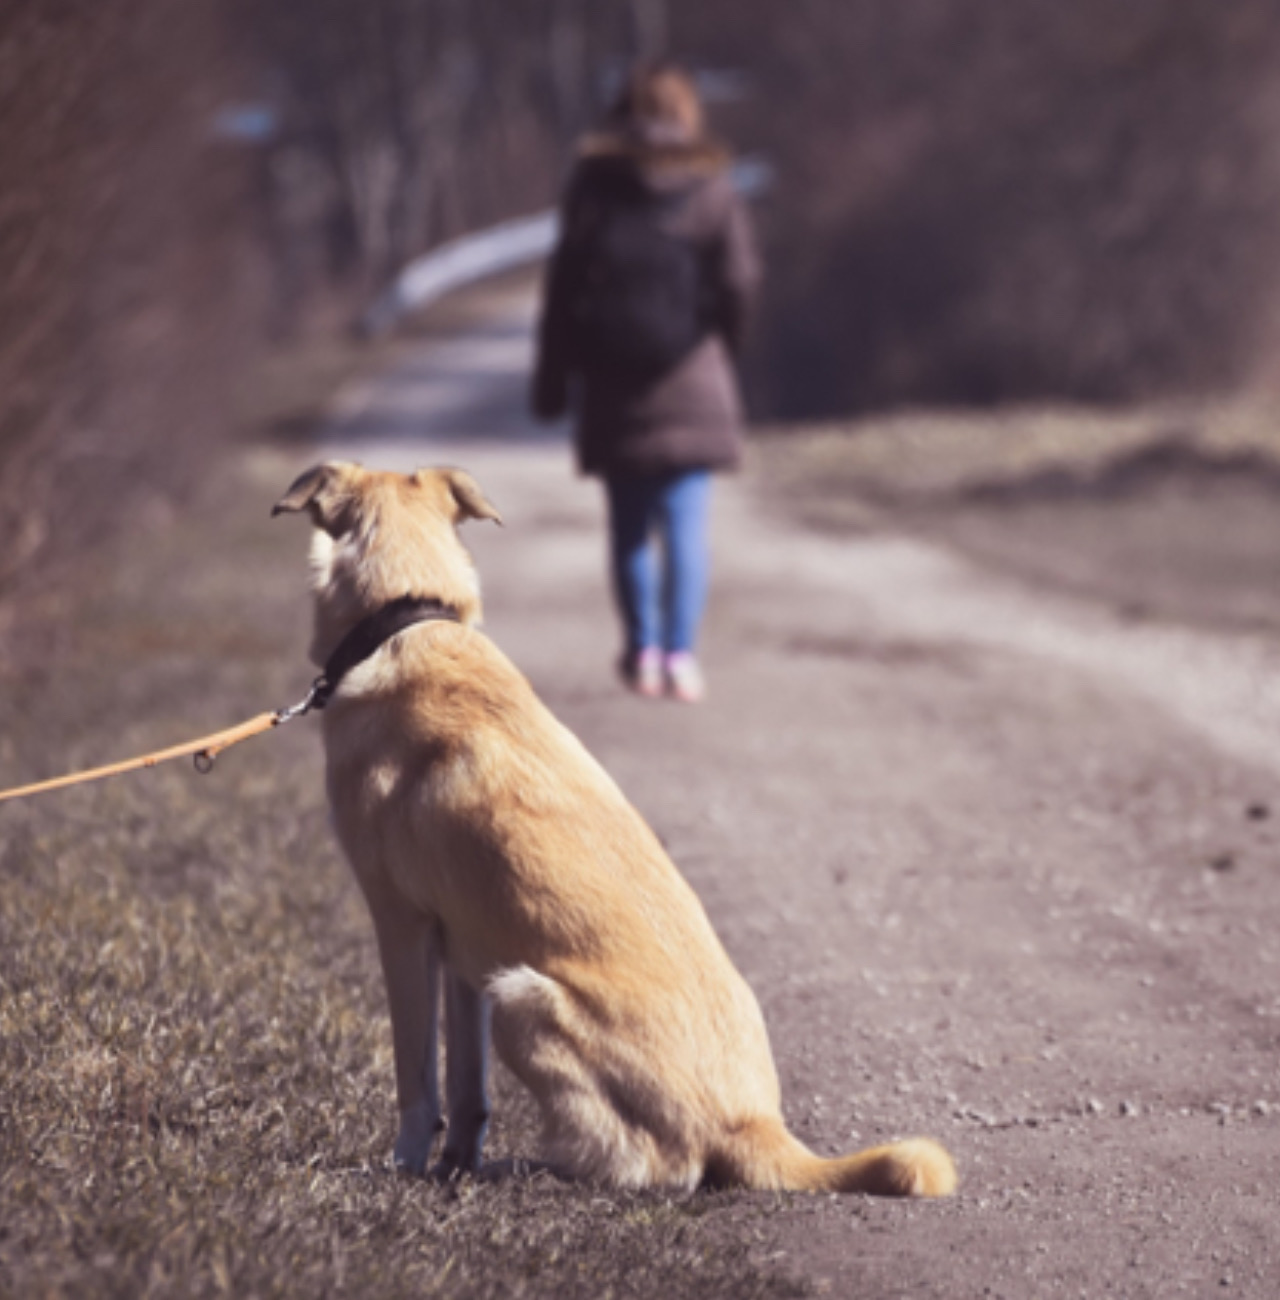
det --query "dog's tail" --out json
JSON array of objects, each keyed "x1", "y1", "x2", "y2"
[{"x1": 719, "y1": 1117, "x2": 956, "y2": 1197}]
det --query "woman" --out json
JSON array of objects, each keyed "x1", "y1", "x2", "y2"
[{"x1": 531, "y1": 61, "x2": 760, "y2": 703}]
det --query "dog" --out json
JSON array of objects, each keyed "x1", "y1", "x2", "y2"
[{"x1": 273, "y1": 460, "x2": 956, "y2": 1196}]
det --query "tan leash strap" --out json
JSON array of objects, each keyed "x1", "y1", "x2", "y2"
[
  {"x1": 0, "y1": 711, "x2": 283, "y2": 805},
  {"x1": 0, "y1": 603, "x2": 444, "y2": 806}
]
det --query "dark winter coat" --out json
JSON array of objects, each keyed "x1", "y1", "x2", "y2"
[{"x1": 531, "y1": 131, "x2": 761, "y2": 478}]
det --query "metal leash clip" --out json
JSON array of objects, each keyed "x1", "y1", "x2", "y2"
[{"x1": 274, "y1": 675, "x2": 330, "y2": 725}]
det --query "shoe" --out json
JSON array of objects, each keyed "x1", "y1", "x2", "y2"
[
  {"x1": 619, "y1": 647, "x2": 664, "y2": 698},
  {"x1": 664, "y1": 652, "x2": 705, "y2": 704}
]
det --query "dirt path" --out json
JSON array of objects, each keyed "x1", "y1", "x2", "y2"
[
  {"x1": 5, "y1": 277, "x2": 1279, "y2": 1299},
  {"x1": 317, "y1": 281, "x2": 1280, "y2": 1297}
]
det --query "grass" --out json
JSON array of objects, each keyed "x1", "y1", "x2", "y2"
[
  {"x1": 749, "y1": 395, "x2": 1280, "y2": 637},
  {"x1": 0, "y1": 450, "x2": 806, "y2": 1300},
  {"x1": 751, "y1": 395, "x2": 1280, "y2": 508}
]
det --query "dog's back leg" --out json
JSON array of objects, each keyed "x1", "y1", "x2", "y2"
[
  {"x1": 488, "y1": 965, "x2": 691, "y2": 1187},
  {"x1": 366, "y1": 898, "x2": 444, "y2": 1175},
  {"x1": 437, "y1": 970, "x2": 492, "y2": 1174}
]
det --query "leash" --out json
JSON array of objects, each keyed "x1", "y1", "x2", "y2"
[
  {"x1": 0, "y1": 700, "x2": 312, "y2": 806},
  {"x1": 0, "y1": 595, "x2": 461, "y2": 806}
]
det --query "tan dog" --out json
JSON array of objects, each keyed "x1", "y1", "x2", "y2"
[{"x1": 274, "y1": 461, "x2": 956, "y2": 1196}]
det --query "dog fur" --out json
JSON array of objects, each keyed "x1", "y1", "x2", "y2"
[{"x1": 274, "y1": 460, "x2": 956, "y2": 1196}]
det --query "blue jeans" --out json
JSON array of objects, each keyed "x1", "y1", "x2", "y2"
[{"x1": 605, "y1": 470, "x2": 713, "y2": 655}]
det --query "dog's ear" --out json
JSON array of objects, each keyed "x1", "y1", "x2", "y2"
[
  {"x1": 434, "y1": 467, "x2": 503, "y2": 526},
  {"x1": 272, "y1": 462, "x2": 361, "y2": 536}
]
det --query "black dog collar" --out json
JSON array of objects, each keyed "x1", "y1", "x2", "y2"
[{"x1": 310, "y1": 596, "x2": 461, "y2": 711}]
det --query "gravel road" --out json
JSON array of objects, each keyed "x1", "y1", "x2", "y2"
[{"x1": 312, "y1": 278, "x2": 1280, "y2": 1297}]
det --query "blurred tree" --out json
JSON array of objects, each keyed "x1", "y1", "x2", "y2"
[
  {"x1": 0, "y1": 0, "x2": 261, "y2": 600},
  {"x1": 676, "y1": 0, "x2": 1280, "y2": 414},
  {"x1": 253, "y1": 0, "x2": 641, "y2": 315},
  {"x1": 627, "y1": 0, "x2": 669, "y2": 59},
  {"x1": 0, "y1": 0, "x2": 647, "y2": 599}
]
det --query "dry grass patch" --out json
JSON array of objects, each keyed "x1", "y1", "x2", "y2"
[
  {"x1": 752, "y1": 398, "x2": 1280, "y2": 507},
  {"x1": 751, "y1": 398, "x2": 1280, "y2": 635}
]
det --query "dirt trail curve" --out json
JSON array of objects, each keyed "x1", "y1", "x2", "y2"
[{"x1": 317, "y1": 278, "x2": 1280, "y2": 1298}]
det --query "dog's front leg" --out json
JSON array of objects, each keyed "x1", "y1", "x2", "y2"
[
  {"x1": 436, "y1": 970, "x2": 492, "y2": 1175},
  {"x1": 369, "y1": 903, "x2": 444, "y2": 1175}
]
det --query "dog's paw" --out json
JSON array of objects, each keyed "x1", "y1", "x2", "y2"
[
  {"x1": 393, "y1": 1137, "x2": 431, "y2": 1176},
  {"x1": 433, "y1": 1105, "x2": 490, "y2": 1179},
  {"x1": 431, "y1": 1144, "x2": 483, "y2": 1181},
  {"x1": 393, "y1": 1104, "x2": 444, "y2": 1176}
]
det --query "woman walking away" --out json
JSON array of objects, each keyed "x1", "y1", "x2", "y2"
[{"x1": 531, "y1": 61, "x2": 761, "y2": 703}]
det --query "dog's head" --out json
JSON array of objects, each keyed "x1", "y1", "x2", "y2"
[{"x1": 273, "y1": 461, "x2": 501, "y2": 666}]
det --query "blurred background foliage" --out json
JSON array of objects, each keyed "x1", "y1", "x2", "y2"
[{"x1": 3, "y1": 0, "x2": 1280, "y2": 597}]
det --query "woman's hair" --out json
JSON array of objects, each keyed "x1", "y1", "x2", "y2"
[{"x1": 609, "y1": 61, "x2": 705, "y2": 144}]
